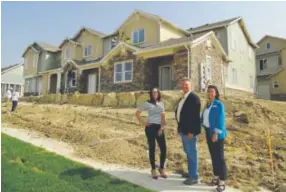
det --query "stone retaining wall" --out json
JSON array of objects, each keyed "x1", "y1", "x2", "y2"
[{"x1": 20, "y1": 91, "x2": 185, "y2": 111}]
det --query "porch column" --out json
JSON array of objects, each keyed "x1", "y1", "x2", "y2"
[
  {"x1": 47, "y1": 74, "x2": 51, "y2": 94},
  {"x1": 56, "y1": 72, "x2": 61, "y2": 93},
  {"x1": 98, "y1": 67, "x2": 101, "y2": 92}
]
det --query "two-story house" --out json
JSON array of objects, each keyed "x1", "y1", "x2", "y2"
[
  {"x1": 40, "y1": 27, "x2": 105, "y2": 94},
  {"x1": 256, "y1": 35, "x2": 286, "y2": 100},
  {"x1": 188, "y1": 17, "x2": 258, "y2": 97},
  {"x1": 22, "y1": 42, "x2": 61, "y2": 96},
  {"x1": 96, "y1": 10, "x2": 228, "y2": 93}
]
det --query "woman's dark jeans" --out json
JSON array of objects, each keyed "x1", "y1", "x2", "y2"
[
  {"x1": 206, "y1": 129, "x2": 227, "y2": 180},
  {"x1": 11, "y1": 101, "x2": 18, "y2": 112},
  {"x1": 145, "y1": 124, "x2": 167, "y2": 170}
]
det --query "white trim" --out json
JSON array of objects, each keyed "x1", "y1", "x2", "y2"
[
  {"x1": 131, "y1": 28, "x2": 145, "y2": 45},
  {"x1": 100, "y1": 42, "x2": 139, "y2": 64},
  {"x1": 113, "y1": 60, "x2": 133, "y2": 83},
  {"x1": 83, "y1": 44, "x2": 93, "y2": 58}
]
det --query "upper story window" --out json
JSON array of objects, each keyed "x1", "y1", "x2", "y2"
[
  {"x1": 215, "y1": 32, "x2": 220, "y2": 39},
  {"x1": 132, "y1": 29, "x2": 144, "y2": 44},
  {"x1": 111, "y1": 37, "x2": 117, "y2": 49},
  {"x1": 24, "y1": 57, "x2": 28, "y2": 69},
  {"x1": 114, "y1": 60, "x2": 133, "y2": 83},
  {"x1": 232, "y1": 68, "x2": 237, "y2": 85},
  {"x1": 278, "y1": 56, "x2": 282, "y2": 66},
  {"x1": 231, "y1": 31, "x2": 236, "y2": 50},
  {"x1": 266, "y1": 42, "x2": 271, "y2": 50},
  {"x1": 84, "y1": 45, "x2": 92, "y2": 57},
  {"x1": 206, "y1": 56, "x2": 212, "y2": 81},
  {"x1": 259, "y1": 59, "x2": 267, "y2": 70},
  {"x1": 33, "y1": 54, "x2": 37, "y2": 68},
  {"x1": 273, "y1": 80, "x2": 279, "y2": 88},
  {"x1": 70, "y1": 71, "x2": 76, "y2": 87},
  {"x1": 65, "y1": 48, "x2": 71, "y2": 60}
]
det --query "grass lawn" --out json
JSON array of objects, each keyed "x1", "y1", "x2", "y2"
[{"x1": 1, "y1": 133, "x2": 152, "y2": 192}]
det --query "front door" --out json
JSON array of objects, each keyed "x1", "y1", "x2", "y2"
[
  {"x1": 159, "y1": 65, "x2": 171, "y2": 90},
  {"x1": 88, "y1": 73, "x2": 97, "y2": 94}
]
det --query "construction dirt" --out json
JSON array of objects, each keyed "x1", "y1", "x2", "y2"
[{"x1": 1, "y1": 96, "x2": 286, "y2": 192}]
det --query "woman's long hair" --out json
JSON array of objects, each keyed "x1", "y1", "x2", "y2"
[
  {"x1": 148, "y1": 87, "x2": 161, "y2": 105},
  {"x1": 207, "y1": 85, "x2": 220, "y2": 100}
]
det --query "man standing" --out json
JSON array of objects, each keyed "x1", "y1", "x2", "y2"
[
  {"x1": 11, "y1": 89, "x2": 20, "y2": 112},
  {"x1": 175, "y1": 78, "x2": 201, "y2": 185}
]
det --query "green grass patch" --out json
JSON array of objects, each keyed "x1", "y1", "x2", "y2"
[{"x1": 1, "y1": 133, "x2": 152, "y2": 192}]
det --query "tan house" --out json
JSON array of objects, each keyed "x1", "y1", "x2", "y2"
[
  {"x1": 28, "y1": 10, "x2": 259, "y2": 97},
  {"x1": 256, "y1": 35, "x2": 286, "y2": 100},
  {"x1": 268, "y1": 68, "x2": 286, "y2": 101}
]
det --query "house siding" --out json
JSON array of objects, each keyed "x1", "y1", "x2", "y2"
[
  {"x1": 61, "y1": 42, "x2": 76, "y2": 66},
  {"x1": 270, "y1": 69, "x2": 286, "y2": 95},
  {"x1": 256, "y1": 37, "x2": 286, "y2": 55},
  {"x1": 76, "y1": 31, "x2": 103, "y2": 61},
  {"x1": 159, "y1": 23, "x2": 185, "y2": 42},
  {"x1": 118, "y1": 14, "x2": 160, "y2": 47},
  {"x1": 226, "y1": 22, "x2": 255, "y2": 94},
  {"x1": 24, "y1": 49, "x2": 38, "y2": 76},
  {"x1": 256, "y1": 54, "x2": 281, "y2": 76},
  {"x1": 2, "y1": 65, "x2": 24, "y2": 85}
]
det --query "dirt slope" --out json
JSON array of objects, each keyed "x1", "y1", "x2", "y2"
[{"x1": 2, "y1": 97, "x2": 286, "y2": 192}]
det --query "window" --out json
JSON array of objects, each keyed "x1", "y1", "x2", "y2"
[
  {"x1": 248, "y1": 47, "x2": 252, "y2": 59},
  {"x1": 33, "y1": 54, "x2": 37, "y2": 68},
  {"x1": 111, "y1": 37, "x2": 117, "y2": 49},
  {"x1": 70, "y1": 71, "x2": 76, "y2": 87},
  {"x1": 215, "y1": 32, "x2": 220, "y2": 39},
  {"x1": 278, "y1": 56, "x2": 282, "y2": 66},
  {"x1": 132, "y1": 29, "x2": 144, "y2": 44},
  {"x1": 24, "y1": 57, "x2": 28, "y2": 69},
  {"x1": 232, "y1": 68, "x2": 237, "y2": 85},
  {"x1": 114, "y1": 60, "x2": 133, "y2": 83},
  {"x1": 231, "y1": 31, "x2": 236, "y2": 50},
  {"x1": 84, "y1": 45, "x2": 92, "y2": 57},
  {"x1": 224, "y1": 65, "x2": 228, "y2": 83},
  {"x1": 273, "y1": 81, "x2": 279, "y2": 88},
  {"x1": 249, "y1": 75, "x2": 253, "y2": 89},
  {"x1": 65, "y1": 48, "x2": 71, "y2": 59},
  {"x1": 266, "y1": 42, "x2": 271, "y2": 50},
  {"x1": 259, "y1": 59, "x2": 267, "y2": 70}
]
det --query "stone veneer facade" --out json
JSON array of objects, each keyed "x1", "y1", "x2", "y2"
[{"x1": 99, "y1": 40, "x2": 231, "y2": 96}]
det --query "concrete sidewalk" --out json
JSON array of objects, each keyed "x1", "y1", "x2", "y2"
[{"x1": 1, "y1": 127, "x2": 248, "y2": 192}]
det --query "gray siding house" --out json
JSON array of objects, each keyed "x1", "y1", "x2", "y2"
[
  {"x1": 188, "y1": 17, "x2": 258, "y2": 97},
  {"x1": 1, "y1": 63, "x2": 24, "y2": 97},
  {"x1": 22, "y1": 42, "x2": 61, "y2": 96}
]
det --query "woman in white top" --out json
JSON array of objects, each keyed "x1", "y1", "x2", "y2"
[{"x1": 136, "y1": 87, "x2": 167, "y2": 179}]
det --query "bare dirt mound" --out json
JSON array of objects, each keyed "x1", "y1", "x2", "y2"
[{"x1": 2, "y1": 98, "x2": 286, "y2": 192}]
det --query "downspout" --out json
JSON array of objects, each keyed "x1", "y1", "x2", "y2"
[{"x1": 185, "y1": 33, "x2": 193, "y2": 79}]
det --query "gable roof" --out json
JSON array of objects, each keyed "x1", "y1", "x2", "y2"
[
  {"x1": 106, "y1": 10, "x2": 189, "y2": 38},
  {"x1": 188, "y1": 17, "x2": 241, "y2": 32},
  {"x1": 267, "y1": 67, "x2": 285, "y2": 79},
  {"x1": 257, "y1": 35, "x2": 286, "y2": 45},
  {"x1": 22, "y1": 42, "x2": 60, "y2": 57},
  {"x1": 100, "y1": 42, "x2": 140, "y2": 63},
  {"x1": 188, "y1": 16, "x2": 258, "y2": 48},
  {"x1": 1, "y1": 63, "x2": 23, "y2": 74},
  {"x1": 59, "y1": 38, "x2": 81, "y2": 49},
  {"x1": 73, "y1": 27, "x2": 106, "y2": 40},
  {"x1": 135, "y1": 31, "x2": 228, "y2": 61}
]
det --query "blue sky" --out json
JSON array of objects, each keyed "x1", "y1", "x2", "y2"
[{"x1": 1, "y1": 1, "x2": 286, "y2": 67}]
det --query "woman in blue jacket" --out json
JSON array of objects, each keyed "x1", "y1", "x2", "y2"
[{"x1": 201, "y1": 85, "x2": 227, "y2": 192}]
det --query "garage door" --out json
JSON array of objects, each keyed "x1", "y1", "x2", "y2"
[{"x1": 258, "y1": 84, "x2": 270, "y2": 100}]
